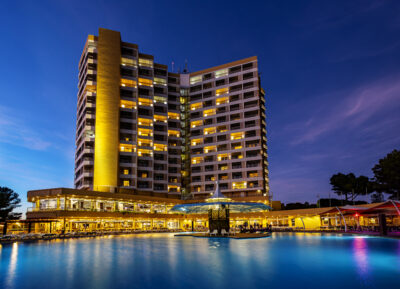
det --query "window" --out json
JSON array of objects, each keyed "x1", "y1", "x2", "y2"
[
  {"x1": 138, "y1": 138, "x2": 152, "y2": 147},
  {"x1": 215, "y1": 68, "x2": 228, "y2": 78},
  {"x1": 138, "y1": 128, "x2": 152, "y2": 137},
  {"x1": 191, "y1": 120, "x2": 203, "y2": 128},
  {"x1": 217, "y1": 153, "x2": 229, "y2": 161},
  {"x1": 190, "y1": 75, "x2": 202, "y2": 85},
  {"x1": 154, "y1": 115, "x2": 167, "y2": 123},
  {"x1": 204, "y1": 127, "x2": 216, "y2": 135},
  {"x1": 138, "y1": 78, "x2": 153, "y2": 86},
  {"x1": 203, "y1": 109, "x2": 216, "y2": 117},
  {"x1": 232, "y1": 181, "x2": 247, "y2": 189},
  {"x1": 138, "y1": 58, "x2": 153, "y2": 67},
  {"x1": 231, "y1": 132, "x2": 244, "y2": 140},
  {"x1": 154, "y1": 95, "x2": 167, "y2": 103},
  {"x1": 192, "y1": 157, "x2": 203, "y2": 164},
  {"x1": 138, "y1": 118, "x2": 153, "y2": 127},
  {"x1": 138, "y1": 98, "x2": 153, "y2": 107},
  {"x1": 120, "y1": 100, "x2": 136, "y2": 109},
  {"x1": 216, "y1": 97, "x2": 229, "y2": 105},
  {"x1": 168, "y1": 112, "x2": 180, "y2": 120},
  {"x1": 123, "y1": 180, "x2": 130, "y2": 187},
  {"x1": 123, "y1": 169, "x2": 129, "y2": 175},
  {"x1": 137, "y1": 149, "x2": 152, "y2": 157},
  {"x1": 168, "y1": 130, "x2": 180, "y2": 137},
  {"x1": 204, "y1": 146, "x2": 216, "y2": 153},
  {"x1": 190, "y1": 102, "x2": 202, "y2": 111},
  {"x1": 154, "y1": 143, "x2": 167, "y2": 151},
  {"x1": 154, "y1": 77, "x2": 167, "y2": 86},
  {"x1": 216, "y1": 87, "x2": 229, "y2": 96},
  {"x1": 120, "y1": 78, "x2": 137, "y2": 88},
  {"x1": 191, "y1": 138, "x2": 203, "y2": 146},
  {"x1": 119, "y1": 144, "x2": 135, "y2": 152},
  {"x1": 121, "y1": 57, "x2": 137, "y2": 67}
]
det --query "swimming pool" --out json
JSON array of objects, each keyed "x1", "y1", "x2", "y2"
[{"x1": 1, "y1": 233, "x2": 399, "y2": 289}]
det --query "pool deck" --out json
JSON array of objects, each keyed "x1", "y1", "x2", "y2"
[{"x1": 175, "y1": 232, "x2": 272, "y2": 239}]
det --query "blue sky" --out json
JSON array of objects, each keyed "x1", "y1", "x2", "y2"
[{"x1": 1, "y1": 0, "x2": 400, "y2": 214}]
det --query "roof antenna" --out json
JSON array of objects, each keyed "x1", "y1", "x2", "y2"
[
  {"x1": 171, "y1": 61, "x2": 175, "y2": 73},
  {"x1": 183, "y1": 59, "x2": 188, "y2": 73}
]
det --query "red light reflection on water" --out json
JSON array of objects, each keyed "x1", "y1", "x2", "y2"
[{"x1": 352, "y1": 237, "x2": 369, "y2": 275}]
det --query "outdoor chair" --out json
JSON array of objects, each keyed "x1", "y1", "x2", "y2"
[
  {"x1": 221, "y1": 229, "x2": 228, "y2": 236},
  {"x1": 210, "y1": 229, "x2": 218, "y2": 236}
]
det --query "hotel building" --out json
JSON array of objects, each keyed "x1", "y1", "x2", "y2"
[{"x1": 74, "y1": 28, "x2": 269, "y2": 200}]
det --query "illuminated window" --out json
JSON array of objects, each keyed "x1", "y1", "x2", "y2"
[
  {"x1": 154, "y1": 95, "x2": 167, "y2": 103},
  {"x1": 231, "y1": 132, "x2": 244, "y2": 140},
  {"x1": 154, "y1": 115, "x2": 167, "y2": 123},
  {"x1": 138, "y1": 149, "x2": 153, "y2": 157},
  {"x1": 83, "y1": 85, "x2": 96, "y2": 94},
  {"x1": 138, "y1": 118, "x2": 153, "y2": 127},
  {"x1": 120, "y1": 100, "x2": 136, "y2": 109},
  {"x1": 138, "y1": 128, "x2": 152, "y2": 137},
  {"x1": 216, "y1": 96, "x2": 229, "y2": 105},
  {"x1": 190, "y1": 75, "x2": 202, "y2": 85},
  {"x1": 204, "y1": 127, "x2": 216, "y2": 135},
  {"x1": 119, "y1": 144, "x2": 135, "y2": 152},
  {"x1": 120, "y1": 78, "x2": 137, "y2": 88},
  {"x1": 217, "y1": 153, "x2": 229, "y2": 161},
  {"x1": 190, "y1": 102, "x2": 202, "y2": 111},
  {"x1": 123, "y1": 180, "x2": 130, "y2": 187},
  {"x1": 220, "y1": 164, "x2": 228, "y2": 170},
  {"x1": 204, "y1": 146, "x2": 216, "y2": 153},
  {"x1": 168, "y1": 185, "x2": 180, "y2": 193},
  {"x1": 168, "y1": 130, "x2": 180, "y2": 137},
  {"x1": 232, "y1": 181, "x2": 247, "y2": 189},
  {"x1": 248, "y1": 172, "x2": 259, "y2": 178},
  {"x1": 154, "y1": 143, "x2": 167, "y2": 151},
  {"x1": 138, "y1": 98, "x2": 153, "y2": 107},
  {"x1": 191, "y1": 138, "x2": 203, "y2": 146},
  {"x1": 138, "y1": 58, "x2": 153, "y2": 67},
  {"x1": 168, "y1": 112, "x2": 180, "y2": 120},
  {"x1": 121, "y1": 57, "x2": 137, "y2": 67},
  {"x1": 215, "y1": 68, "x2": 228, "y2": 78},
  {"x1": 180, "y1": 97, "x2": 186, "y2": 104},
  {"x1": 154, "y1": 77, "x2": 167, "y2": 86},
  {"x1": 191, "y1": 120, "x2": 203, "y2": 128},
  {"x1": 192, "y1": 157, "x2": 204, "y2": 164},
  {"x1": 123, "y1": 169, "x2": 129, "y2": 175},
  {"x1": 138, "y1": 78, "x2": 153, "y2": 87},
  {"x1": 138, "y1": 138, "x2": 152, "y2": 147},
  {"x1": 203, "y1": 109, "x2": 216, "y2": 117},
  {"x1": 216, "y1": 87, "x2": 229, "y2": 96}
]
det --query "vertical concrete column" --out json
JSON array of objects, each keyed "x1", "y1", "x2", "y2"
[{"x1": 93, "y1": 28, "x2": 121, "y2": 192}]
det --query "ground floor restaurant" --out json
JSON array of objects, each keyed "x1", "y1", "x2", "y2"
[{"x1": 2, "y1": 188, "x2": 399, "y2": 236}]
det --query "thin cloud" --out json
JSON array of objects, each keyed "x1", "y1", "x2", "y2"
[
  {"x1": 289, "y1": 76, "x2": 400, "y2": 145},
  {"x1": 0, "y1": 105, "x2": 52, "y2": 150}
]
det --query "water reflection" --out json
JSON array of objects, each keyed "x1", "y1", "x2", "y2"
[
  {"x1": 6, "y1": 242, "x2": 18, "y2": 288},
  {"x1": 352, "y1": 237, "x2": 369, "y2": 276}
]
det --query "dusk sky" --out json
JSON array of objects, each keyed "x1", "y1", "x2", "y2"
[{"x1": 1, "y1": 0, "x2": 400, "y2": 213}]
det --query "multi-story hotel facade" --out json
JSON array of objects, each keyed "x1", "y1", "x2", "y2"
[{"x1": 74, "y1": 28, "x2": 269, "y2": 200}]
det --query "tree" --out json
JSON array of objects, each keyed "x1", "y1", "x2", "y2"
[
  {"x1": 372, "y1": 149, "x2": 400, "y2": 200},
  {"x1": 0, "y1": 187, "x2": 22, "y2": 234},
  {"x1": 330, "y1": 173, "x2": 372, "y2": 202}
]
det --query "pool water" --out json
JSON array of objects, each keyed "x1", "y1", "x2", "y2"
[{"x1": 1, "y1": 233, "x2": 399, "y2": 289}]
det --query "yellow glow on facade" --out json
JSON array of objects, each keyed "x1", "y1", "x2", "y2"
[
  {"x1": 203, "y1": 109, "x2": 216, "y2": 117},
  {"x1": 232, "y1": 181, "x2": 247, "y2": 189},
  {"x1": 216, "y1": 87, "x2": 229, "y2": 96},
  {"x1": 138, "y1": 98, "x2": 153, "y2": 106},
  {"x1": 191, "y1": 120, "x2": 203, "y2": 128},
  {"x1": 119, "y1": 144, "x2": 135, "y2": 152},
  {"x1": 121, "y1": 57, "x2": 137, "y2": 67},
  {"x1": 168, "y1": 130, "x2": 180, "y2": 137},
  {"x1": 138, "y1": 58, "x2": 153, "y2": 67},
  {"x1": 138, "y1": 128, "x2": 152, "y2": 137},
  {"x1": 217, "y1": 153, "x2": 229, "y2": 161},
  {"x1": 120, "y1": 100, "x2": 135, "y2": 109},
  {"x1": 204, "y1": 127, "x2": 216, "y2": 135},
  {"x1": 192, "y1": 156, "x2": 203, "y2": 164},
  {"x1": 138, "y1": 78, "x2": 153, "y2": 86},
  {"x1": 191, "y1": 138, "x2": 203, "y2": 146},
  {"x1": 154, "y1": 115, "x2": 167, "y2": 122},
  {"x1": 190, "y1": 102, "x2": 202, "y2": 110},
  {"x1": 168, "y1": 112, "x2": 179, "y2": 120},
  {"x1": 231, "y1": 132, "x2": 244, "y2": 140},
  {"x1": 138, "y1": 118, "x2": 153, "y2": 126},
  {"x1": 120, "y1": 78, "x2": 137, "y2": 88},
  {"x1": 93, "y1": 28, "x2": 121, "y2": 192},
  {"x1": 138, "y1": 138, "x2": 152, "y2": 147},
  {"x1": 204, "y1": 146, "x2": 216, "y2": 153},
  {"x1": 154, "y1": 143, "x2": 167, "y2": 151},
  {"x1": 216, "y1": 96, "x2": 229, "y2": 105},
  {"x1": 138, "y1": 149, "x2": 153, "y2": 157},
  {"x1": 154, "y1": 77, "x2": 167, "y2": 86}
]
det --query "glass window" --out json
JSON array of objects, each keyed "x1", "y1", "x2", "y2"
[{"x1": 215, "y1": 68, "x2": 228, "y2": 78}]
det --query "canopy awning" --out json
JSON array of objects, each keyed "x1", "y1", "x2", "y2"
[{"x1": 169, "y1": 202, "x2": 271, "y2": 214}]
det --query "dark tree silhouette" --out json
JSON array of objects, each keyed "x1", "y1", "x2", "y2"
[
  {"x1": 372, "y1": 149, "x2": 400, "y2": 200},
  {"x1": 0, "y1": 187, "x2": 22, "y2": 234},
  {"x1": 330, "y1": 173, "x2": 372, "y2": 202}
]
